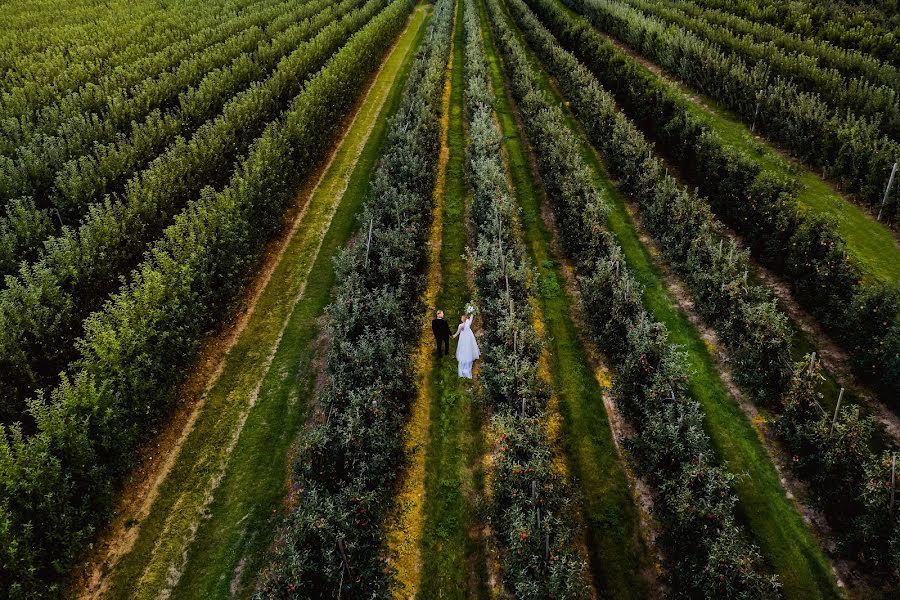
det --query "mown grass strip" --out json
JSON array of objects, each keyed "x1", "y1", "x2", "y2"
[
  {"x1": 496, "y1": 0, "x2": 842, "y2": 596},
  {"x1": 417, "y1": 2, "x2": 491, "y2": 597},
  {"x1": 476, "y1": 1, "x2": 651, "y2": 597},
  {"x1": 100, "y1": 9, "x2": 429, "y2": 598}
]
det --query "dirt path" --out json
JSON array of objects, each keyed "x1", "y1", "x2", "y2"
[
  {"x1": 73, "y1": 10, "x2": 429, "y2": 598},
  {"x1": 400, "y1": 4, "x2": 495, "y2": 596},
  {"x1": 384, "y1": 7, "x2": 450, "y2": 592}
]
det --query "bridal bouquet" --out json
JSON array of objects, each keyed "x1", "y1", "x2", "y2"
[{"x1": 464, "y1": 302, "x2": 478, "y2": 317}]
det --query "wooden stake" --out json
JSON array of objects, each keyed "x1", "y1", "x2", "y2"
[
  {"x1": 337, "y1": 538, "x2": 351, "y2": 572},
  {"x1": 50, "y1": 207, "x2": 64, "y2": 229},
  {"x1": 364, "y1": 218, "x2": 373, "y2": 268},
  {"x1": 890, "y1": 454, "x2": 896, "y2": 513},
  {"x1": 532, "y1": 480, "x2": 537, "y2": 501},
  {"x1": 809, "y1": 352, "x2": 816, "y2": 373},
  {"x1": 513, "y1": 330, "x2": 518, "y2": 391},
  {"x1": 830, "y1": 388, "x2": 844, "y2": 435},
  {"x1": 750, "y1": 100, "x2": 760, "y2": 133},
  {"x1": 877, "y1": 162, "x2": 897, "y2": 222},
  {"x1": 545, "y1": 532, "x2": 550, "y2": 560}
]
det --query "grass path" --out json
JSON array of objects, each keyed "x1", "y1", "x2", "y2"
[
  {"x1": 413, "y1": 3, "x2": 492, "y2": 597},
  {"x1": 493, "y1": 0, "x2": 843, "y2": 597},
  {"x1": 555, "y1": 0, "x2": 900, "y2": 285},
  {"x1": 476, "y1": 1, "x2": 654, "y2": 597},
  {"x1": 92, "y1": 9, "x2": 430, "y2": 598}
]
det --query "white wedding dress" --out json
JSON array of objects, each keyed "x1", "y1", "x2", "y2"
[{"x1": 455, "y1": 317, "x2": 480, "y2": 379}]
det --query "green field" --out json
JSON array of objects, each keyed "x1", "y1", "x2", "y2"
[{"x1": 1, "y1": 0, "x2": 897, "y2": 597}]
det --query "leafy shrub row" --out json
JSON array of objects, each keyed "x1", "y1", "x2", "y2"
[
  {"x1": 252, "y1": 1, "x2": 453, "y2": 596},
  {"x1": 0, "y1": 0, "x2": 357, "y2": 279},
  {"x1": 0, "y1": 0, "x2": 335, "y2": 209},
  {"x1": 527, "y1": 0, "x2": 900, "y2": 401},
  {"x1": 0, "y1": 0, "x2": 392, "y2": 424},
  {"x1": 565, "y1": 0, "x2": 900, "y2": 218},
  {"x1": 0, "y1": 0, "x2": 243, "y2": 133},
  {"x1": 615, "y1": 0, "x2": 900, "y2": 140},
  {"x1": 0, "y1": 2, "x2": 413, "y2": 596},
  {"x1": 462, "y1": 0, "x2": 589, "y2": 595},
  {"x1": 507, "y1": 0, "x2": 793, "y2": 405},
  {"x1": 777, "y1": 358, "x2": 900, "y2": 578},
  {"x1": 486, "y1": 0, "x2": 779, "y2": 595},
  {"x1": 510, "y1": 0, "x2": 900, "y2": 578},
  {"x1": 651, "y1": 0, "x2": 899, "y2": 90},
  {"x1": 0, "y1": 0, "x2": 289, "y2": 157},
  {"x1": 690, "y1": 0, "x2": 900, "y2": 67}
]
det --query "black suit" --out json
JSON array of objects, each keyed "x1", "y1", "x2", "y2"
[{"x1": 432, "y1": 317, "x2": 451, "y2": 356}]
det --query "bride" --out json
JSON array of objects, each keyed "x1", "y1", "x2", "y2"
[{"x1": 452, "y1": 313, "x2": 480, "y2": 379}]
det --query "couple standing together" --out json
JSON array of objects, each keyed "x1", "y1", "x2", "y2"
[{"x1": 431, "y1": 310, "x2": 480, "y2": 379}]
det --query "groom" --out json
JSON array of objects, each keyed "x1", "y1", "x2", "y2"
[{"x1": 432, "y1": 310, "x2": 451, "y2": 357}]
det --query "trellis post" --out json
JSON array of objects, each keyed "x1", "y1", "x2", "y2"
[
  {"x1": 750, "y1": 100, "x2": 761, "y2": 133},
  {"x1": 877, "y1": 162, "x2": 897, "y2": 222},
  {"x1": 891, "y1": 454, "x2": 896, "y2": 513},
  {"x1": 50, "y1": 207, "x2": 64, "y2": 229},
  {"x1": 830, "y1": 388, "x2": 844, "y2": 435},
  {"x1": 336, "y1": 538, "x2": 351, "y2": 574},
  {"x1": 364, "y1": 218, "x2": 373, "y2": 268}
]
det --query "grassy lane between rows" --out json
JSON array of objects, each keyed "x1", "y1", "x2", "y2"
[
  {"x1": 415, "y1": 2, "x2": 491, "y2": 597},
  {"x1": 683, "y1": 64, "x2": 900, "y2": 284},
  {"x1": 495, "y1": 0, "x2": 842, "y2": 597},
  {"x1": 476, "y1": 0, "x2": 652, "y2": 597},
  {"x1": 97, "y1": 9, "x2": 430, "y2": 598},
  {"x1": 553, "y1": 0, "x2": 899, "y2": 285}
]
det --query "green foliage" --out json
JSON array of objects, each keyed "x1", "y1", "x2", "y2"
[
  {"x1": 486, "y1": 0, "x2": 779, "y2": 595},
  {"x1": 633, "y1": 0, "x2": 899, "y2": 90},
  {"x1": 778, "y1": 358, "x2": 900, "y2": 577},
  {"x1": 512, "y1": 0, "x2": 900, "y2": 579},
  {"x1": 253, "y1": 2, "x2": 451, "y2": 595},
  {"x1": 0, "y1": 0, "x2": 392, "y2": 423},
  {"x1": 615, "y1": 0, "x2": 900, "y2": 140},
  {"x1": 507, "y1": 0, "x2": 792, "y2": 404},
  {"x1": 0, "y1": 0, "x2": 289, "y2": 159},
  {"x1": 463, "y1": 0, "x2": 589, "y2": 593},
  {"x1": 687, "y1": 0, "x2": 900, "y2": 66},
  {"x1": 0, "y1": 2, "x2": 413, "y2": 595},
  {"x1": 526, "y1": 0, "x2": 900, "y2": 400},
  {"x1": 0, "y1": 0, "x2": 354, "y2": 279},
  {"x1": 566, "y1": 0, "x2": 900, "y2": 217}
]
